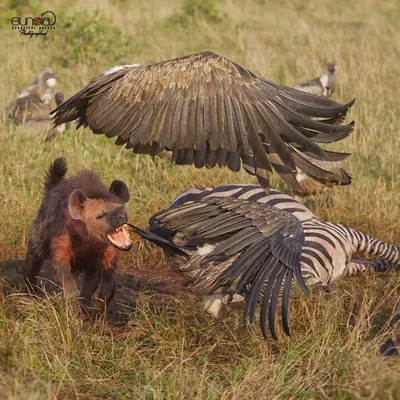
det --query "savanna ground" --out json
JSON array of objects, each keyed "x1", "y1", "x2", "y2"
[{"x1": 0, "y1": 0, "x2": 400, "y2": 398}]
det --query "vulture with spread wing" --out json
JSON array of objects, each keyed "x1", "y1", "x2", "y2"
[
  {"x1": 128, "y1": 196, "x2": 308, "y2": 339},
  {"x1": 52, "y1": 51, "x2": 354, "y2": 193}
]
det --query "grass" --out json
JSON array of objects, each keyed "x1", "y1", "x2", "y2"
[{"x1": 0, "y1": 0, "x2": 400, "y2": 398}]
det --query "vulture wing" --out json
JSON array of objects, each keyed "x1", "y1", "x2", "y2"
[
  {"x1": 149, "y1": 196, "x2": 308, "y2": 339},
  {"x1": 52, "y1": 51, "x2": 355, "y2": 192},
  {"x1": 293, "y1": 150, "x2": 351, "y2": 186}
]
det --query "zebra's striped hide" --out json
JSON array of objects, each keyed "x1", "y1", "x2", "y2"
[{"x1": 170, "y1": 184, "x2": 399, "y2": 286}]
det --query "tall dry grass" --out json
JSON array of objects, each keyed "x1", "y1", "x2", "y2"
[{"x1": 0, "y1": 0, "x2": 400, "y2": 398}]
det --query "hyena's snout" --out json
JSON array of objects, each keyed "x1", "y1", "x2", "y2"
[
  {"x1": 109, "y1": 209, "x2": 128, "y2": 229},
  {"x1": 106, "y1": 209, "x2": 131, "y2": 251}
]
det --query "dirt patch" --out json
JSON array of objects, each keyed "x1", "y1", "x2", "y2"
[
  {"x1": 117, "y1": 262, "x2": 188, "y2": 302},
  {"x1": 0, "y1": 258, "x2": 25, "y2": 290},
  {"x1": 0, "y1": 256, "x2": 190, "y2": 321},
  {"x1": 109, "y1": 263, "x2": 190, "y2": 324}
]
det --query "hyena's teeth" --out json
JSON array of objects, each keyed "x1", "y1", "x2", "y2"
[{"x1": 113, "y1": 224, "x2": 127, "y2": 235}]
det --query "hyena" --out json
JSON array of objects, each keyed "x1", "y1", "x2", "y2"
[{"x1": 24, "y1": 157, "x2": 132, "y2": 309}]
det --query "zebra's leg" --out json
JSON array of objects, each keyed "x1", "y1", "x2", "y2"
[
  {"x1": 344, "y1": 259, "x2": 393, "y2": 276},
  {"x1": 344, "y1": 259, "x2": 371, "y2": 276},
  {"x1": 369, "y1": 259, "x2": 394, "y2": 272}
]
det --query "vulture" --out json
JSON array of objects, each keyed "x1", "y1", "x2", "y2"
[
  {"x1": 128, "y1": 196, "x2": 308, "y2": 339},
  {"x1": 293, "y1": 63, "x2": 337, "y2": 98},
  {"x1": 52, "y1": 51, "x2": 354, "y2": 193},
  {"x1": 7, "y1": 67, "x2": 58, "y2": 124},
  {"x1": 22, "y1": 92, "x2": 67, "y2": 140},
  {"x1": 16, "y1": 67, "x2": 57, "y2": 103}
]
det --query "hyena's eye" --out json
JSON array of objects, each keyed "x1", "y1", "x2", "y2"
[{"x1": 96, "y1": 212, "x2": 107, "y2": 219}]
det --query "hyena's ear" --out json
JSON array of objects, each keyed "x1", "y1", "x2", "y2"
[
  {"x1": 109, "y1": 180, "x2": 130, "y2": 203},
  {"x1": 68, "y1": 189, "x2": 88, "y2": 220}
]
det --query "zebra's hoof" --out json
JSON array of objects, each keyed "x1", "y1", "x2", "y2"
[{"x1": 380, "y1": 338, "x2": 399, "y2": 356}]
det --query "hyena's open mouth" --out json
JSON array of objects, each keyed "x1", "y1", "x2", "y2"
[{"x1": 107, "y1": 224, "x2": 132, "y2": 251}]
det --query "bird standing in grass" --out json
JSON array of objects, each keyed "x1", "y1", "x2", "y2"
[
  {"x1": 52, "y1": 51, "x2": 354, "y2": 194},
  {"x1": 294, "y1": 63, "x2": 337, "y2": 98},
  {"x1": 6, "y1": 68, "x2": 66, "y2": 139},
  {"x1": 7, "y1": 67, "x2": 58, "y2": 125},
  {"x1": 17, "y1": 67, "x2": 58, "y2": 102},
  {"x1": 22, "y1": 92, "x2": 67, "y2": 140}
]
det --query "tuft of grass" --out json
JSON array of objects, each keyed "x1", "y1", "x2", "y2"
[
  {"x1": 1, "y1": 0, "x2": 400, "y2": 398},
  {"x1": 167, "y1": 0, "x2": 227, "y2": 27}
]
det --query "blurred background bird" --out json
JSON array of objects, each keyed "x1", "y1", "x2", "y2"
[
  {"x1": 293, "y1": 63, "x2": 336, "y2": 98},
  {"x1": 5, "y1": 67, "x2": 66, "y2": 140},
  {"x1": 21, "y1": 92, "x2": 67, "y2": 141}
]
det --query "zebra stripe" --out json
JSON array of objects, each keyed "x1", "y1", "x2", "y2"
[{"x1": 170, "y1": 184, "x2": 400, "y2": 286}]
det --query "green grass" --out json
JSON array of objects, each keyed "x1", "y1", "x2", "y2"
[{"x1": 1, "y1": 0, "x2": 400, "y2": 398}]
